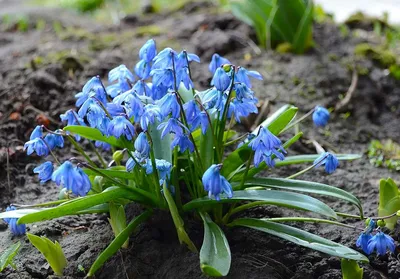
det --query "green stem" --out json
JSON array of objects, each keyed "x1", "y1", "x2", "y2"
[
  {"x1": 67, "y1": 135, "x2": 97, "y2": 167},
  {"x1": 88, "y1": 141, "x2": 107, "y2": 168},
  {"x1": 173, "y1": 147, "x2": 182, "y2": 211},
  {"x1": 40, "y1": 138, "x2": 61, "y2": 165},
  {"x1": 286, "y1": 153, "x2": 329, "y2": 179},
  {"x1": 13, "y1": 199, "x2": 70, "y2": 208},
  {"x1": 280, "y1": 107, "x2": 315, "y2": 133},
  {"x1": 262, "y1": 217, "x2": 362, "y2": 230},
  {"x1": 336, "y1": 212, "x2": 363, "y2": 219}
]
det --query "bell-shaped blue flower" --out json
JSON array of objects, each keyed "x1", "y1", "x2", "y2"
[
  {"x1": 140, "y1": 104, "x2": 162, "y2": 131},
  {"x1": 190, "y1": 111, "x2": 209, "y2": 134},
  {"x1": 107, "y1": 116, "x2": 136, "y2": 140},
  {"x1": 106, "y1": 79, "x2": 131, "y2": 98},
  {"x1": 209, "y1": 53, "x2": 231, "y2": 74},
  {"x1": 44, "y1": 132, "x2": 64, "y2": 150},
  {"x1": 52, "y1": 161, "x2": 91, "y2": 196},
  {"x1": 202, "y1": 164, "x2": 233, "y2": 201},
  {"x1": 60, "y1": 109, "x2": 85, "y2": 126},
  {"x1": 75, "y1": 76, "x2": 107, "y2": 107},
  {"x1": 152, "y1": 47, "x2": 177, "y2": 69},
  {"x1": 248, "y1": 127, "x2": 286, "y2": 167},
  {"x1": 106, "y1": 103, "x2": 125, "y2": 117},
  {"x1": 356, "y1": 233, "x2": 372, "y2": 254},
  {"x1": 30, "y1": 125, "x2": 43, "y2": 140},
  {"x1": 108, "y1": 64, "x2": 135, "y2": 84},
  {"x1": 151, "y1": 68, "x2": 175, "y2": 89},
  {"x1": 145, "y1": 159, "x2": 172, "y2": 185},
  {"x1": 176, "y1": 67, "x2": 193, "y2": 90},
  {"x1": 313, "y1": 106, "x2": 330, "y2": 127},
  {"x1": 211, "y1": 67, "x2": 231, "y2": 91},
  {"x1": 132, "y1": 80, "x2": 152, "y2": 96},
  {"x1": 314, "y1": 152, "x2": 339, "y2": 174},
  {"x1": 156, "y1": 92, "x2": 181, "y2": 118},
  {"x1": 367, "y1": 232, "x2": 395, "y2": 256},
  {"x1": 157, "y1": 118, "x2": 186, "y2": 138},
  {"x1": 234, "y1": 82, "x2": 255, "y2": 100},
  {"x1": 134, "y1": 132, "x2": 150, "y2": 160},
  {"x1": 4, "y1": 206, "x2": 26, "y2": 236},
  {"x1": 24, "y1": 138, "x2": 49, "y2": 157},
  {"x1": 139, "y1": 39, "x2": 157, "y2": 62},
  {"x1": 229, "y1": 98, "x2": 258, "y2": 123},
  {"x1": 134, "y1": 60, "x2": 152, "y2": 80},
  {"x1": 78, "y1": 98, "x2": 107, "y2": 128},
  {"x1": 235, "y1": 67, "x2": 262, "y2": 88},
  {"x1": 171, "y1": 134, "x2": 194, "y2": 153},
  {"x1": 33, "y1": 161, "x2": 53, "y2": 183},
  {"x1": 126, "y1": 157, "x2": 136, "y2": 172}
]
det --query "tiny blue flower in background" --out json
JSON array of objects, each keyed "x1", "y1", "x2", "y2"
[
  {"x1": 52, "y1": 161, "x2": 91, "y2": 197},
  {"x1": 312, "y1": 106, "x2": 330, "y2": 127},
  {"x1": 202, "y1": 164, "x2": 233, "y2": 201},
  {"x1": 107, "y1": 116, "x2": 136, "y2": 140},
  {"x1": 314, "y1": 152, "x2": 339, "y2": 174},
  {"x1": 209, "y1": 53, "x2": 231, "y2": 74},
  {"x1": 108, "y1": 64, "x2": 135, "y2": 84},
  {"x1": 211, "y1": 67, "x2": 231, "y2": 92},
  {"x1": 367, "y1": 232, "x2": 395, "y2": 256},
  {"x1": 235, "y1": 67, "x2": 263, "y2": 88},
  {"x1": 95, "y1": 140, "x2": 111, "y2": 151},
  {"x1": 157, "y1": 118, "x2": 186, "y2": 138},
  {"x1": 24, "y1": 138, "x2": 49, "y2": 157},
  {"x1": 134, "y1": 132, "x2": 150, "y2": 160},
  {"x1": 3, "y1": 206, "x2": 26, "y2": 236},
  {"x1": 139, "y1": 39, "x2": 157, "y2": 62},
  {"x1": 44, "y1": 131, "x2": 64, "y2": 150},
  {"x1": 140, "y1": 104, "x2": 162, "y2": 131},
  {"x1": 156, "y1": 92, "x2": 181, "y2": 118},
  {"x1": 171, "y1": 134, "x2": 194, "y2": 153},
  {"x1": 249, "y1": 126, "x2": 286, "y2": 167},
  {"x1": 33, "y1": 161, "x2": 53, "y2": 183}
]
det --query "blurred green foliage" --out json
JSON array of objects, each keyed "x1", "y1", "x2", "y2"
[
  {"x1": 230, "y1": 0, "x2": 313, "y2": 53},
  {"x1": 368, "y1": 139, "x2": 400, "y2": 171}
]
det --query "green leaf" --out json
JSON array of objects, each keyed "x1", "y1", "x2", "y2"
[
  {"x1": 252, "y1": 105, "x2": 298, "y2": 136},
  {"x1": 236, "y1": 177, "x2": 363, "y2": 217},
  {"x1": 341, "y1": 259, "x2": 363, "y2": 279},
  {"x1": 149, "y1": 120, "x2": 172, "y2": 163},
  {"x1": 0, "y1": 242, "x2": 20, "y2": 272},
  {"x1": 184, "y1": 189, "x2": 337, "y2": 219},
  {"x1": 291, "y1": 0, "x2": 314, "y2": 53},
  {"x1": 0, "y1": 209, "x2": 42, "y2": 219},
  {"x1": 378, "y1": 178, "x2": 400, "y2": 230},
  {"x1": 87, "y1": 210, "x2": 153, "y2": 276},
  {"x1": 199, "y1": 213, "x2": 231, "y2": 277},
  {"x1": 84, "y1": 168, "x2": 134, "y2": 180},
  {"x1": 275, "y1": 154, "x2": 362, "y2": 166},
  {"x1": 18, "y1": 187, "x2": 153, "y2": 224},
  {"x1": 63, "y1": 126, "x2": 132, "y2": 149},
  {"x1": 229, "y1": 218, "x2": 368, "y2": 262},
  {"x1": 108, "y1": 203, "x2": 128, "y2": 248},
  {"x1": 27, "y1": 233, "x2": 67, "y2": 276}
]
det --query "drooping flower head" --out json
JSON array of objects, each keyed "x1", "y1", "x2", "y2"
[
  {"x1": 33, "y1": 161, "x2": 53, "y2": 183},
  {"x1": 235, "y1": 66, "x2": 262, "y2": 88},
  {"x1": 202, "y1": 164, "x2": 233, "y2": 201},
  {"x1": 24, "y1": 137, "x2": 49, "y2": 157},
  {"x1": 134, "y1": 132, "x2": 150, "y2": 160},
  {"x1": 314, "y1": 152, "x2": 339, "y2": 174},
  {"x1": 155, "y1": 92, "x2": 181, "y2": 119},
  {"x1": 211, "y1": 67, "x2": 231, "y2": 92},
  {"x1": 3, "y1": 206, "x2": 26, "y2": 236},
  {"x1": 312, "y1": 106, "x2": 330, "y2": 127},
  {"x1": 78, "y1": 98, "x2": 107, "y2": 129},
  {"x1": 145, "y1": 159, "x2": 172, "y2": 185},
  {"x1": 248, "y1": 126, "x2": 286, "y2": 167},
  {"x1": 107, "y1": 116, "x2": 136, "y2": 140},
  {"x1": 367, "y1": 232, "x2": 395, "y2": 256},
  {"x1": 52, "y1": 161, "x2": 91, "y2": 197},
  {"x1": 209, "y1": 53, "x2": 231, "y2": 74},
  {"x1": 44, "y1": 131, "x2": 64, "y2": 150},
  {"x1": 171, "y1": 134, "x2": 194, "y2": 153},
  {"x1": 75, "y1": 76, "x2": 107, "y2": 107},
  {"x1": 356, "y1": 219, "x2": 376, "y2": 254}
]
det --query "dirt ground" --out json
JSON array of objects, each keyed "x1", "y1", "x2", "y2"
[{"x1": 1, "y1": 1, "x2": 400, "y2": 278}]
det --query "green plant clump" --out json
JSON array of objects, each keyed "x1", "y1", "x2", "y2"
[{"x1": 368, "y1": 139, "x2": 400, "y2": 171}]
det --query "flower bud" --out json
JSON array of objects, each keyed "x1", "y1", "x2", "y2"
[
  {"x1": 377, "y1": 219, "x2": 386, "y2": 227},
  {"x1": 113, "y1": 150, "x2": 124, "y2": 164}
]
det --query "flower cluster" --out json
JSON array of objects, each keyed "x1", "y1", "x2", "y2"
[{"x1": 356, "y1": 220, "x2": 395, "y2": 256}]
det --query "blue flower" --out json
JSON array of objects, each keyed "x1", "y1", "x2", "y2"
[
  {"x1": 60, "y1": 109, "x2": 85, "y2": 126},
  {"x1": 108, "y1": 65, "x2": 135, "y2": 84},
  {"x1": 75, "y1": 76, "x2": 107, "y2": 107},
  {"x1": 209, "y1": 53, "x2": 231, "y2": 74},
  {"x1": 157, "y1": 118, "x2": 186, "y2": 138},
  {"x1": 229, "y1": 98, "x2": 258, "y2": 123},
  {"x1": 134, "y1": 60, "x2": 152, "y2": 80},
  {"x1": 175, "y1": 50, "x2": 200, "y2": 69},
  {"x1": 152, "y1": 48, "x2": 177, "y2": 69},
  {"x1": 133, "y1": 80, "x2": 152, "y2": 96},
  {"x1": 24, "y1": 138, "x2": 49, "y2": 157},
  {"x1": 176, "y1": 67, "x2": 193, "y2": 90},
  {"x1": 200, "y1": 88, "x2": 224, "y2": 110},
  {"x1": 367, "y1": 232, "x2": 395, "y2": 256},
  {"x1": 235, "y1": 67, "x2": 262, "y2": 88},
  {"x1": 190, "y1": 111, "x2": 209, "y2": 134},
  {"x1": 202, "y1": 164, "x2": 233, "y2": 201},
  {"x1": 156, "y1": 92, "x2": 181, "y2": 118},
  {"x1": 106, "y1": 79, "x2": 131, "y2": 98},
  {"x1": 52, "y1": 161, "x2": 91, "y2": 196},
  {"x1": 107, "y1": 116, "x2": 136, "y2": 140},
  {"x1": 234, "y1": 82, "x2": 255, "y2": 100},
  {"x1": 134, "y1": 132, "x2": 150, "y2": 160},
  {"x1": 78, "y1": 98, "x2": 107, "y2": 128},
  {"x1": 33, "y1": 161, "x2": 53, "y2": 183},
  {"x1": 106, "y1": 103, "x2": 125, "y2": 117},
  {"x1": 314, "y1": 152, "x2": 339, "y2": 174},
  {"x1": 30, "y1": 125, "x2": 43, "y2": 140},
  {"x1": 356, "y1": 233, "x2": 372, "y2": 254},
  {"x1": 4, "y1": 206, "x2": 26, "y2": 236},
  {"x1": 151, "y1": 68, "x2": 175, "y2": 89},
  {"x1": 95, "y1": 140, "x2": 111, "y2": 151},
  {"x1": 44, "y1": 131, "x2": 64, "y2": 150},
  {"x1": 126, "y1": 157, "x2": 136, "y2": 172},
  {"x1": 211, "y1": 67, "x2": 231, "y2": 91},
  {"x1": 312, "y1": 106, "x2": 330, "y2": 127},
  {"x1": 140, "y1": 104, "x2": 162, "y2": 131},
  {"x1": 184, "y1": 100, "x2": 200, "y2": 122},
  {"x1": 151, "y1": 83, "x2": 168, "y2": 100},
  {"x1": 248, "y1": 127, "x2": 286, "y2": 167},
  {"x1": 171, "y1": 133, "x2": 194, "y2": 153},
  {"x1": 145, "y1": 159, "x2": 172, "y2": 184},
  {"x1": 139, "y1": 39, "x2": 157, "y2": 62}
]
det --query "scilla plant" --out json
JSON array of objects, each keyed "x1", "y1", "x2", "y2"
[{"x1": 1, "y1": 39, "x2": 376, "y2": 277}]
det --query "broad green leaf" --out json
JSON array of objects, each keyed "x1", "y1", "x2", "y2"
[
  {"x1": 0, "y1": 242, "x2": 20, "y2": 272},
  {"x1": 184, "y1": 190, "x2": 337, "y2": 219},
  {"x1": 18, "y1": 187, "x2": 153, "y2": 224},
  {"x1": 27, "y1": 234, "x2": 67, "y2": 276},
  {"x1": 229, "y1": 218, "x2": 368, "y2": 262},
  {"x1": 88, "y1": 210, "x2": 153, "y2": 276},
  {"x1": 63, "y1": 126, "x2": 132, "y2": 149},
  {"x1": 108, "y1": 203, "x2": 128, "y2": 248},
  {"x1": 84, "y1": 168, "x2": 134, "y2": 180},
  {"x1": 0, "y1": 209, "x2": 42, "y2": 219},
  {"x1": 149, "y1": 121, "x2": 172, "y2": 163},
  {"x1": 341, "y1": 259, "x2": 363, "y2": 279},
  {"x1": 378, "y1": 178, "x2": 400, "y2": 229},
  {"x1": 199, "y1": 213, "x2": 231, "y2": 277},
  {"x1": 291, "y1": 0, "x2": 314, "y2": 53},
  {"x1": 236, "y1": 177, "x2": 363, "y2": 217},
  {"x1": 163, "y1": 183, "x2": 197, "y2": 252}
]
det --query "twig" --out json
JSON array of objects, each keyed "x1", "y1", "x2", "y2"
[
  {"x1": 6, "y1": 142, "x2": 11, "y2": 193},
  {"x1": 335, "y1": 70, "x2": 358, "y2": 112}
]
